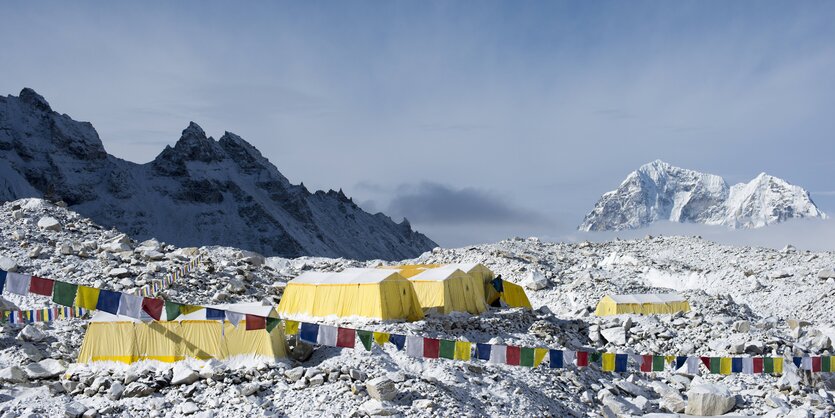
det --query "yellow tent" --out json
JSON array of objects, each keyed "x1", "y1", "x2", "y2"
[
  {"x1": 595, "y1": 294, "x2": 691, "y2": 316},
  {"x1": 408, "y1": 266, "x2": 487, "y2": 315},
  {"x1": 378, "y1": 264, "x2": 442, "y2": 278},
  {"x1": 277, "y1": 268, "x2": 424, "y2": 321},
  {"x1": 77, "y1": 304, "x2": 286, "y2": 364},
  {"x1": 447, "y1": 263, "x2": 499, "y2": 305},
  {"x1": 495, "y1": 280, "x2": 533, "y2": 309}
]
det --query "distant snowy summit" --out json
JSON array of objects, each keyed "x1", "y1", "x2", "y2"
[
  {"x1": 579, "y1": 160, "x2": 826, "y2": 231},
  {"x1": 0, "y1": 88, "x2": 436, "y2": 260}
]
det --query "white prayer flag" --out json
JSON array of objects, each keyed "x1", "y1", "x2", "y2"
[
  {"x1": 6, "y1": 273, "x2": 32, "y2": 295},
  {"x1": 406, "y1": 336, "x2": 423, "y2": 358},
  {"x1": 489, "y1": 345, "x2": 507, "y2": 364},
  {"x1": 226, "y1": 311, "x2": 244, "y2": 327},
  {"x1": 318, "y1": 325, "x2": 338, "y2": 347},
  {"x1": 742, "y1": 357, "x2": 754, "y2": 374},
  {"x1": 686, "y1": 357, "x2": 701, "y2": 374},
  {"x1": 118, "y1": 293, "x2": 143, "y2": 318},
  {"x1": 563, "y1": 350, "x2": 576, "y2": 367}
]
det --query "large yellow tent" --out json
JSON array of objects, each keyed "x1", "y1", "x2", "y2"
[
  {"x1": 408, "y1": 266, "x2": 487, "y2": 315},
  {"x1": 77, "y1": 304, "x2": 286, "y2": 364},
  {"x1": 378, "y1": 264, "x2": 442, "y2": 278},
  {"x1": 595, "y1": 294, "x2": 691, "y2": 316},
  {"x1": 277, "y1": 268, "x2": 424, "y2": 321}
]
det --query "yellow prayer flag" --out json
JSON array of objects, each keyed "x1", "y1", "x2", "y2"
[
  {"x1": 180, "y1": 305, "x2": 202, "y2": 315},
  {"x1": 534, "y1": 348, "x2": 549, "y2": 367},
  {"x1": 773, "y1": 358, "x2": 783, "y2": 374},
  {"x1": 665, "y1": 355, "x2": 675, "y2": 364},
  {"x1": 284, "y1": 320, "x2": 299, "y2": 335},
  {"x1": 720, "y1": 357, "x2": 732, "y2": 375},
  {"x1": 75, "y1": 286, "x2": 100, "y2": 310},
  {"x1": 454, "y1": 341, "x2": 471, "y2": 361},
  {"x1": 373, "y1": 332, "x2": 390, "y2": 346},
  {"x1": 602, "y1": 353, "x2": 616, "y2": 371}
]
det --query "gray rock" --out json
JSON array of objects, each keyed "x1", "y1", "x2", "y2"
[
  {"x1": 601, "y1": 396, "x2": 641, "y2": 417},
  {"x1": 18, "y1": 325, "x2": 47, "y2": 342},
  {"x1": 65, "y1": 402, "x2": 87, "y2": 418},
  {"x1": 685, "y1": 382, "x2": 736, "y2": 416},
  {"x1": 122, "y1": 382, "x2": 154, "y2": 398},
  {"x1": 349, "y1": 368, "x2": 367, "y2": 381},
  {"x1": 817, "y1": 268, "x2": 835, "y2": 279},
  {"x1": 107, "y1": 381, "x2": 124, "y2": 400},
  {"x1": 367, "y1": 376, "x2": 398, "y2": 401},
  {"x1": 37, "y1": 216, "x2": 61, "y2": 231},
  {"x1": 108, "y1": 268, "x2": 130, "y2": 278},
  {"x1": 24, "y1": 358, "x2": 68, "y2": 379},
  {"x1": 308, "y1": 374, "x2": 324, "y2": 386},
  {"x1": 0, "y1": 366, "x2": 28, "y2": 383},
  {"x1": 412, "y1": 399, "x2": 434, "y2": 409},
  {"x1": 601, "y1": 327, "x2": 627, "y2": 345},
  {"x1": 81, "y1": 410, "x2": 98, "y2": 418},
  {"x1": 360, "y1": 399, "x2": 396, "y2": 416},
  {"x1": 523, "y1": 270, "x2": 549, "y2": 290},
  {"x1": 284, "y1": 367, "x2": 305, "y2": 382},
  {"x1": 180, "y1": 402, "x2": 200, "y2": 415},
  {"x1": 732, "y1": 320, "x2": 750, "y2": 333},
  {"x1": 0, "y1": 256, "x2": 18, "y2": 272},
  {"x1": 171, "y1": 363, "x2": 199, "y2": 385}
]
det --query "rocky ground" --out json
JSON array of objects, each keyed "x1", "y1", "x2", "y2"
[{"x1": 0, "y1": 198, "x2": 833, "y2": 417}]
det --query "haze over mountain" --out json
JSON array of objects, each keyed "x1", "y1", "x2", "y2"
[
  {"x1": 579, "y1": 160, "x2": 826, "y2": 232},
  {"x1": 0, "y1": 88, "x2": 436, "y2": 260}
]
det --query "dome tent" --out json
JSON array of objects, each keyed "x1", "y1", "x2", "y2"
[
  {"x1": 408, "y1": 266, "x2": 487, "y2": 315},
  {"x1": 595, "y1": 293, "x2": 691, "y2": 316}
]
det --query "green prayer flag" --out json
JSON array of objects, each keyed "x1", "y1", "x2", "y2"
[
  {"x1": 764, "y1": 357, "x2": 774, "y2": 373},
  {"x1": 652, "y1": 356, "x2": 665, "y2": 371},
  {"x1": 590, "y1": 352, "x2": 602, "y2": 364},
  {"x1": 164, "y1": 301, "x2": 181, "y2": 320},
  {"x1": 709, "y1": 357, "x2": 721, "y2": 374},
  {"x1": 266, "y1": 317, "x2": 281, "y2": 333},
  {"x1": 520, "y1": 347, "x2": 535, "y2": 367},
  {"x1": 357, "y1": 330, "x2": 373, "y2": 351},
  {"x1": 822, "y1": 356, "x2": 831, "y2": 372},
  {"x1": 52, "y1": 281, "x2": 78, "y2": 307},
  {"x1": 439, "y1": 339, "x2": 455, "y2": 360}
]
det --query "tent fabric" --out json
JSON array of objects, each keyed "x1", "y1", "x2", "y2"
[
  {"x1": 277, "y1": 268, "x2": 424, "y2": 321},
  {"x1": 594, "y1": 293, "x2": 691, "y2": 316},
  {"x1": 497, "y1": 280, "x2": 533, "y2": 309},
  {"x1": 77, "y1": 304, "x2": 286, "y2": 364},
  {"x1": 407, "y1": 266, "x2": 487, "y2": 315}
]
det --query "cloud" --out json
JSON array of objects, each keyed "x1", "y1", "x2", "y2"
[{"x1": 388, "y1": 182, "x2": 548, "y2": 226}]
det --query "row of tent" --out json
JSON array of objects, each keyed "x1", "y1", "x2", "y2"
[{"x1": 276, "y1": 263, "x2": 532, "y2": 321}]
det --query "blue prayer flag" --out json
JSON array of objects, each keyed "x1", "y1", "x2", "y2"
[
  {"x1": 549, "y1": 350, "x2": 563, "y2": 368},
  {"x1": 299, "y1": 323, "x2": 320, "y2": 344},
  {"x1": 389, "y1": 334, "x2": 406, "y2": 351},
  {"x1": 793, "y1": 357, "x2": 802, "y2": 368},
  {"x1": 0, "y1": 270, "x2": 6, "y2": 293},
  {"x1": 676, "y1": 356, "x2": 687, "y2": 370},
  {"x1": 96, "y1": 290, "x2": 121, "y2": 314},
  {"x1": 477, "y1": 343, "x2": 492, "y2": 361},
  {"x1": 615, "y1": 354, "x2": 628, "y2": 372},
  {"x1": 205, "y1": 308, "x2": 225, "y2": 320},
  {"x1": 732, "y1": 358, "x2": 743, "y2": 373}
]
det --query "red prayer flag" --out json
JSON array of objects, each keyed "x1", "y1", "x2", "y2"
[
  {"x1": 506, "y1": 346, "x2": 521, "y2": 366},
  {"x1": 700, "y1": 356, "x2": 711, "y2": 369},
  {"x1": 29, "y1": 276, "x2": 55, "y2": 296},
  {"x1": 641, "y1": 355, "x2": 653, "y2": 372},
  {"x1": 141, "y1": 298, "x2": 164, "y2": 321},
  {"x1": 336, "y1": 327, "x2": 356, "y2": 348},
  {"x1": 753, "y1": 357, "x2": 764, "y2": 373},
  {"x1": 245, "y1": 314, "x2": 266, "y2": 330},
  {"x1": 576, "y1": 351, "x2": 589, "y2": 367},
  {"x1": 812, "y1": 357, "x2": 821, "y2": 372},
  {"x1": 423, "y1": 338, "x2": 440, "y2": 358}
]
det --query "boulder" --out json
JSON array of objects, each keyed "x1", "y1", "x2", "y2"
[
  {"x1": 284, "y1": 367, "x2": 305, "y2": 382},
  {"x1": 107, "y1": 381, "x2": 124, "y2": 400},
  {"x1": 732, "y1": 320, "x2": 750, "y2": 333},
  {"x1": 171, "y1": 363, "x2": 199, "y2": 385},
  {"x1": 349, "y1": 368, "x2": 367, "y2": 382},
  {"x1": 238, "y1": 250, "x2": 265, "y2": 267},
  {"x1": 65, "y1": 402, "x2": 87, "y2": 418},
  {"x1": 367, "y1": 376, "x2": 398, "y2": 401},
  {"x1": 0, "y1": 366, "x2": 28, "y2": 383},
  {"x1": 37, "y1": 216, "x2": 61, "y2": 231},
  {"x1": 685, "y1": 382, "x2": 736, "y2": 416},
  {"x1": 0, "y1": 256, "x2": 19, "y2": 272},
  {"x1": 24, "y1": 358, "x2": 68, "y2": 379},
  {"x1": 601, "y1": 327, "x2": 627, "y2": 345},
  {"x1": 360, "y1": 399, "x2": 396, "y2": 416},
  {"x1": 180, "y1": 402, "x2": 200, "y2": 415},
  {"x1": 122, "y1": 382, "x2": 154, "y2": 398},
  {"x1": 18, "y1": 324, "x2": 47, "y2": 342},
  {"x1": 817, "y1": 269, "x2": 835, "y2": 279},
  {"x1": 601, "y1": 396, "x2": 641, "y2": 417},
  {"x1": 522, "y1": 270, "x2": 549, "y2": 290}
]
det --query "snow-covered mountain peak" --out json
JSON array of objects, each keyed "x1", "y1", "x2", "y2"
[
  {"x1": 580, "y1": 160, "x2": 825, "y2": 231},
  {"x1": 18, "y1": 87, "x2": 52, "y2": 112}
]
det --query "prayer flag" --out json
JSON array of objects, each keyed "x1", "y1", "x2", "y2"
[
  {"x1": 506, "y1": 346, "x2": 521, "y2": 366},
  {"x1": 773, "y1": 358, "x2": 783, "y2": 374},
  {"x1": 700, "y1": 356, "x2": 711, "y2": 369},
  {"x1": 800, "y1": 357, "x2": 812, "y2": 371},
  {"x1": 454, "y1": 341, "x2": 472, "y2": 361},
  {"x1": 0, "y1": 271, "x2": 5, "y2": 292},
  {"x1": 373, "y1": 332, "x2": 389, "y2": 346},
  {"x1": 423, "y1": 338, "x2": 440, "y2": 358},
  {"x1": 576, "y1": 351, "x2": 589, "y2": 367},
  {"x1": 614, "y1": 354, "x2": 628, "y2": 372},
  {"x1": 675, "y1": 356, "x2": 687, "y2": 370},
  {"x1": 601, "y1": 353, "x2": 615, "y2": 372},
  {"x1": 299, "y1": 323, "x2": 319, "y2": 344},
  {"x1": 389, "y1": 334, "x2": 406, "y2": 351},
  {"x1": 180, "y1": 305, "x2": 203, "y2": 316},
  {"x1": 317, "y1": 325, "x2": 337, "y2": 346},
  {"x1": 731, "y1": 358, "x2": 743, "y2": 373},
  {"x1": 285, "y1": 320, "x2": 300, "y2": 335},
  {"x1": 720, "y1": 357, "x2": 732, "y2": 375},
  {"x1": 406, "y1": 336, "x2": 423, "y2": 358},
  {"x1": 6, "y1": 273, "x2": 32, "y2": 295},
  {"x1": 226, "y1": 311, "x2": 244, "y2": 327},
  {"x1": 266, "y1": 318, "x2": 280, "y2": 332},
  {"x1": 534, "y1": 348, "x2": 548, "y2": 368},
  {"x1": 822, "y1": 356, "x2": 831, "y2": 372},
  {"x1": 336, "y1": 327, "x2": 355, "y2": 348},
  {"x1": 357, "y1": 330, "x2": 373, "y2": 351},
  {"x1": 563, "y1": 350, "x2": 576, "y2": 367},
  {"x1": 75, "y1": 286, "x2": 100, "y2": 310},
  {"x1": 439, "y1": 340, "x2": 455, "y2": 360},
  {"x1": 709, "y1": 357, "x2": 721, "y2": 374},
  {"x1": 549, "y1": 350, "x2": 563, "y2": 368},
  {"x1": 641, "y1": 355, "x2": 653, "y2": 372},
  {"x1": 520, "y1": 347, "x2": 535, "y2": 367},
  {"x1": 489, "y1": 345, "x2": 507, "y2": 364},
  {"x1": 29, "y1": 276, "x2": 54, "y2": 296},
  {"x1": 52, "y1": 281, "x2": 78, "y2": 307},
  {"x1": 205, "y1": 308, "x2": 225, "y2": 321},
  {"x1": 742, "y1": 358, "x2": 754, "y2": 374},
  {"x1": 753, "y1": 357, "x2": 764, "y2": 374},
  {"x1": 793, "y1": 357, "x2": 802, "y2": 368},
  {"x1": 476, "y1": 343, "x2": 491, "y2": 361},
  {"x1": 652, "y1": 356, "x2": 665, "y2": 372},
  {"x1": 96, "y1": 289, "x2": 121, "y2": 314},
  {"x1": 118, "y1": 293, "x2": 143, "y2": 318},
  {"x1": 164, "y1": 301, "x2": 181, "y2": 320},
  {"x1": 589, "y1": 352, "x2": 602, "y2": 365}
]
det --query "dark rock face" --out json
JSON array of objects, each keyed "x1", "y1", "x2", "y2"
[{"x1": 0, "y1": 88, "x2": 437, "y2": 260}]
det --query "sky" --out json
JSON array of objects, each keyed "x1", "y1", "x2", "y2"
[{"x1": 2, "y1": 1, "x2": 835, "y2": 249}]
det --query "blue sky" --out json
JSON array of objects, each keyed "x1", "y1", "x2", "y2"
[{"x1": 2, "y1": 1, "x2": 835, "y2": 247}]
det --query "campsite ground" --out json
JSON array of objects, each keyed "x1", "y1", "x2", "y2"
[{"x1": 0, "y1": 199, "x2": 833, "y2": 417}]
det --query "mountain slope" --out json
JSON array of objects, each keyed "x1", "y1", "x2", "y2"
[
  {"x1": 0, "y1": 88, "x2": 436, "y2": 260},
  {"x1": 579, "y1": 160, "x2": 826, "y2": 231}
]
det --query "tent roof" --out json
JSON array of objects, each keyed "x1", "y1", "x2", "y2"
[
  {"x1": 605, "y1": 294, "x2": 687, "y2": 304},
  {"x1": 290, "y1": 268, "x2": 402, "y2": 285},
  {"x1": 408, "y1": 266, "x2": 466, "y2": 282},
  {"x1": 447, "y1": 263, "x2": 491, "y2": 273},
  {"x1": 90, "y1": 303, "x2": 277, "y2": 323}
]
